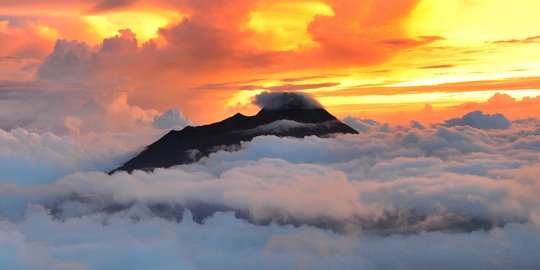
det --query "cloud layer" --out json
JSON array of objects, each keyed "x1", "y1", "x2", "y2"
[
  {"x1": 0, "y1": 111, "x2": 539, "y2": 268},
  {"x1": 444, "y1": 111, "x2": 511, "y2": 130}
]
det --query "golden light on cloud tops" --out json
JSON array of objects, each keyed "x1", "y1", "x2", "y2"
[
  {"x1": 1, "y1": 0, "x2": 540, "y2": 124},
  {"x1": 246, "y1": 1, "x2": 334, "y2": 50},
  {"x1": 84, "y1": 10, "x2": 183, "y2": 43}
]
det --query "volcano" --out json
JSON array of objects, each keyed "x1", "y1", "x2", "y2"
[{"x1": 111, "y1": 92, "x2": 358, "y2": 173}]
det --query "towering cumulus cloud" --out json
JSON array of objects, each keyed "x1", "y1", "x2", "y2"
[
  {"x1": 253, "y1": 91, "x2": 323, "y2": 110},
  {"x1": 37, "y1": 39, "x2": 95, "y2": 81}
]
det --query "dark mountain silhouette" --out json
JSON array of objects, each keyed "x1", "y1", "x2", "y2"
[{"x1": 111, "y1": 93, "x2": 358, "y2": 174}]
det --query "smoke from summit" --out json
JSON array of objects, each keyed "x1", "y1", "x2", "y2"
[{"x1": 253, "y1": 91, "x2": 323, "y2": 110}]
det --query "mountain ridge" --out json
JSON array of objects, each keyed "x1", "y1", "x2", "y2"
[{"x1": 111, "y1": 94, "x2": 358, "y2": 174}]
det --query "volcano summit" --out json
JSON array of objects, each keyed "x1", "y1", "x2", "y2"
[{"x1": 112, "y1": 92, "x2": 358, "y2": 173}]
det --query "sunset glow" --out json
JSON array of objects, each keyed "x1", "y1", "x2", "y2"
[
  {"x1": 2, "y1": 1, "x2": 540, "y2": 269},
  {"x1": 84, "y1": 9, "x2": 182, "y2": 43},
  {"x1": 1, "y1": 0, "x2": 539, "y2": 123},
  {"x1": 246, "y1": 1, "x2": 334, "y2": 50}
]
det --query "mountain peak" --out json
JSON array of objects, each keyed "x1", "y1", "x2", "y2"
[
  {"x1": 111, "y1": 93, "x2": 357, "y2": 174},
  {"x1": 253, "y1": 91, "x2": 323, "y2": 110}
]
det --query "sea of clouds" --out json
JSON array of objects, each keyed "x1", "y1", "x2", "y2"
[{"x1": 1, "y1": 108, "x2": 540, "y2": 269}]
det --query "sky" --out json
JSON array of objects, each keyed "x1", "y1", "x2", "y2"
[
  {"x1": 1, "y1": 1, "x2": 540, "y2": 269},
  {"x1": 1, "y1": 0, "x2": 540, "y2": 124}
]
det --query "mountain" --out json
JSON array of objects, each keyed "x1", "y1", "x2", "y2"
[{"x1": 111, "y1": 92, "x2": 358, "y2": 173}]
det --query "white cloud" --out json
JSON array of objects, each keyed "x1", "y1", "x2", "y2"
[
  {"x1": 343, "y1": 116, "x2": 380, "y2": 133},
  {"x1": 153, "y1": 108, "x2": 191, "y2": 130},
  {"x1": 0, "y1": 113, "x2": 539, "y2": 268},
  {"x1": 37, "y1": 39, "x2": 96, "y2": 81},
  {"x1": 0, "y1": 127, "x2": 163, "y2": 185},
  {"x1": 0, "y1": 87, "x2": 163, "y2": 136},
  {"x1": 0, "y1": 205, "x2": 539, "y2": 270},
  {"x1": 241, "y1": 120, "x2": 336, "y2": 134},
  {"x1": 444, "y1": 111, "x2": 512, "y2": 130}
]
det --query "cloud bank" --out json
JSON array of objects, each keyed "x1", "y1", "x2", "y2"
[
  {"x1": 444, "y1": 111, "x2": 512, "y2": 130},
  {"x1": 0, "y1": 111, "x2": 539, "y2": 268}
]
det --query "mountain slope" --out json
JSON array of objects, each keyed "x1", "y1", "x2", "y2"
[{"x1": 111, "y1": 94, "x2": 358, "y2": 173}]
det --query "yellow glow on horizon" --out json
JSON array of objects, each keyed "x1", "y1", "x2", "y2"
[
  {"x1": 84, "y1": 10, "x2": 182, "y2": 43},
  {"x1": 246, "y1": 1, "x2": 334, "y2": 50},
  {"x1": 393, "y1": 0, "x2": 540, "y2": 102},
  {"x1": 227, "y1": 90, "x2": 265, "y2": 108},
  {"x1": 319, "y1": 89, "x2": 540, "y2": 109},
  {"x1": 3, "y1": 0, "x2": 540, "y2": 122},
  {"x1": 406, "y1": 0, "x2": 540, "y2": 45}
]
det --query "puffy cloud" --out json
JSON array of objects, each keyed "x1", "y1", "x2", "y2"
[
  {"x1": 252, "y1": 91, "x2": 323, "y2": 110},
  {"x1": 6, "y1": 1, "x2": 540, "y2": 127},
  {"x1": 157, "y1": 0, "x2": 271, "y2": 71},
  {"x1": 2, "y1": 115, "x2": 539, "y2": 224},
  {"x1": 0, "y1": 229, "x2": 86, "y2": 270},
  {"x1": 305, "y1": 0, "x2": 438, "y2": 65},
  {"x1": 100, "y1": 29, "x2": 138, "y2": 53},
  {"x1": 242, "y1": 120, "x2": 329, "y2": 134},
  {"x1": 0, "y1": 114, "x2": 539, "y2": 268},
  {"x1": 0, "y1": 87, "x2": 161, "y2": 136},
  {"x1": 37, "y1": 39, "x2": 95, "y2": 81},
  {"x1": 444, "y1": 111, "x2": 511, "y2": 130},
  {"x1": 0, "y1": 127, "x2": 162, "y2": 185},
  {"x1": 332, "y1": 90, "x2": 540, "y2": 127},
  {"x1": 36, "y1": 29, "x2": 155, "y2": 82},
  {"x1": 3, "y1": 0, "x2": 432, "y2": 72},
  {"x1": 153, "y1": 108, "x2": 191, "y2": 130},
  {"x1": 410, "y1": 120, "x2": 426, "y2": 129},
  {"x1": 2, "y1": 206, "x2": 540, "y2": 270},
  {"x1": 4, "y1": 0, "x2": 450, "y2": 124},
  {"x1": 343, "y1": 116, "x2": 380, "y2": 133}
]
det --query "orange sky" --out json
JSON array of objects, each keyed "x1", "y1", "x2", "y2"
[{"x1": 1, "y1": 0, "x2": 540, "y2": 124}]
